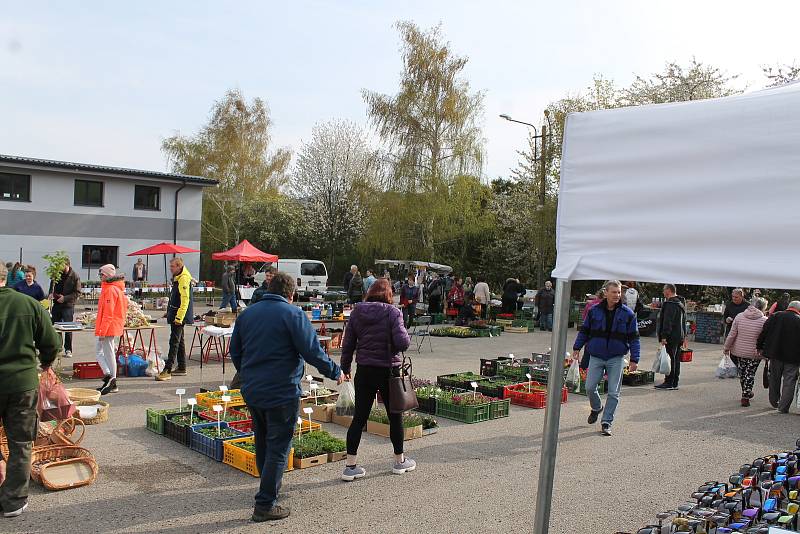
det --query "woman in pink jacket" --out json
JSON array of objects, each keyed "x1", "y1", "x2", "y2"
[
  {"x1": 723, "y1": 297, "x2": 767, "y2": 406},
  {"x1": 95, "y1": 264, "x2": 128, "y2": 395}
]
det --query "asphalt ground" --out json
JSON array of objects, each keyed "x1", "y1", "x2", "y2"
[{"x1": 5, "y1": 307, "x2": 796, "y2": 534}]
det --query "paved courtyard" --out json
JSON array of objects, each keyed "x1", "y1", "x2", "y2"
[{"x1": 8, "y1": 308, "x2": 796, "y2": 534}]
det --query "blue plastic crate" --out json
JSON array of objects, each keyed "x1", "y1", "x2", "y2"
[{"x1": 190, "y1": 422, "x2": 248, "y2": 461}]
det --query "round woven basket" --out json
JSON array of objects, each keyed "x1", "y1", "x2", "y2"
[
  {"x1": 66, "y1": 388, "x2": 101, "y2": 403},
  {"x1": 30, "y1": 444, "x2": 98, "y2": 491},
  {"x1": 75, "y1": 400, "x2": 110, "y2": 425}
]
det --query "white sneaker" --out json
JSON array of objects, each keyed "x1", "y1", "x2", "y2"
[
  {"x1": 3, "y1": 502, "x2": 28, "y2": 517},
  {"x1": 64, "y1": 350, "x2": 73, "y2": 358},
  {"x1": 392, "y1": 457, "x2": 416, "y2": 475}
]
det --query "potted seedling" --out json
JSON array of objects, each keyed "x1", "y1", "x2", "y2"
[
  {"x1": 421, "y1": 415, "x2": 439, "y2": 436},
  {"x1": 367, "y1": 408, "x2": 423, "y2": 440},
  {"x1": 292, "y1": 430, "x2": 329, "y2": 469}
]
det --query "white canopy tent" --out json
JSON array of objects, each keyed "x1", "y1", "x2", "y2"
[{"x1": 534, "y1": 82, "x2": 800, "y2": 532}]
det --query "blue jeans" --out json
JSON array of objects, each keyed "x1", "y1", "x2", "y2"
[
  {"x1": 539, "y1": 313, "x2": 553, "y2": 331},
  {"x1": 585, "y1": 355, "x2": 625, "y2": 426},
  {"x1": 250, "y1": 402, "x2": 298, "y2": 509},
  {"x1": 220, "y1": 291, "x2": 237, "y2": 311}
]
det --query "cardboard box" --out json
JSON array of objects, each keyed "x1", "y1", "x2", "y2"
[
  {"x1": 310, "y1": 403, "x2": 334, "y2": 423},
  {"x1": 328, "y1": 451, "x2": 347, "y2": 462},
  {"x1": 300, "y1": 392, "x2": 339, "y2": 409},
  {"x1": 293, "y1": 453, "x2": 328, "y2": 469},
  {"x1": 331, "y1": 413, "x2": 354, "y2": 428},
  {"x1": 367, "y1": 421, "x2": 423, "y2": 441}
]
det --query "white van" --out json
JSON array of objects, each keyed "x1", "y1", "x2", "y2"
[{"x1": 255, "y1": 259, "x2": 328, "y2": 293}]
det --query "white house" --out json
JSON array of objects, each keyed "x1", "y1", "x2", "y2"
[{"x1": 0, "y1": 154, "x2": 217, "y2": 283}]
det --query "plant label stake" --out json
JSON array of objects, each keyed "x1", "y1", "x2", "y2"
[
  {"x1": 470, "y1": 381, "x2": 478, "y2": 398},
  {"x1": 219, "y1": 385, "x2": 228, "y2": 393},
  {"x1": 310, "y1": 383, "x2": 319, "y2": 404},
  {"x1": 175, "y1": 388, "x2": 185, "y2": 409},
  {"x1": 221, "y1": 395, "x2": 231, "y2": 420},
  {"x1": 303, "y1": 406, "x2": 313, "y2": 431},
  {"x1": 187, "y1": 398, "x2": 197, "y2": 423},
  {"x1": 213, "y1": 404, "x2": 223, "y2": 437},
  {"x1": 526, "y1": 373, "x2": 532, "y2": 393},
  {"x1": 297, "y1": 417, "x2": 304, "y2": 441}
]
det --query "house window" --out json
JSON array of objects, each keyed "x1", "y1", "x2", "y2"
[
  {"x1": 0, "y1": 172, "x2": 31, "y2": 202},
  {"x1": 74, "y1": 179, "x2": 104, "y2": 207},
  {"x1": 82, "y1": 245, "x2": 118, "y2": 269},
  {"x1": 134, "y1": 184, "x2": 160, "y2": 210}
]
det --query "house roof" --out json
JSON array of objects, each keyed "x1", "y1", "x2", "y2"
[{"x1": 0, "y1": 154, "x2": 217, "y2": 186}]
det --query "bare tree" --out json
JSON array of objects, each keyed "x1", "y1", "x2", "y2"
[{"x1": 763, "y1": 63, "x2": 800, "y2": 87}]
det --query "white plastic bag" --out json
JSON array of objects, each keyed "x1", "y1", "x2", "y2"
[
  {"x1": 715, "y1": 354, "x2": 738, "y2": 379},
  {"x1": 566, "y1": 359, "x2": 581, "y2": 392},
  {"x1": 145, "y1": 351, "x2": 164, "y2": 377},
  {"x1": 652, "y1": 346, "x2": 672, "y2": 376},
  {"x1": 335, "y1": 381, "x2": 356, "y2": 416}
]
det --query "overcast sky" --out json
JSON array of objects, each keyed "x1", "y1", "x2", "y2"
[{"x1": 1, "y1": 1, "x2": 796, "y2": 181}]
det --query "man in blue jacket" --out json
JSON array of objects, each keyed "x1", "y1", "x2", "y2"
[
  {"x1": 573, "y1": 280, "x2": 640, "y2": 436},
  {"x1": 230, "y1": 272, "x2": 343, "y2": 522}
]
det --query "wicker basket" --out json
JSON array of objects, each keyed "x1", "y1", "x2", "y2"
[
  {"x1": 66, "y1": 388, "x2": 101, "y2": 403},
  {"x1": 41, "y1": 418, "x2": 87, "y2": 447},
  {"x1": 30, "y1": 445, "x2": 98, "y2": 491},
  {"x1": 75, "y1": 400, "x2": 110, "y2": 425}
]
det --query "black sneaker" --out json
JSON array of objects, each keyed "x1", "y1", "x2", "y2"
[
  {"x1": 588, "y1": 407, "x2": 603, "y2": 424},
  {"x1": 600, "y1": 423, "x2": 612, "y2": 436},
  {"x1": 172, "y1": 368, "x2": 188, "y2": 376},
  {"x1": 252, "y1": 505, "x2": 290, "y2": 522},
  {"x1": 97, "y1": 375, "x2": 111, "y2": 392},
  {"x1": 100, "y1": 378, "x2": 118, "y2": 395},
  {"x1": 668, "y1": 385, "x2": 679, "y2": 391},
  {"x1": 654, "y1": 383, "x2": 671, "y2": 390}
]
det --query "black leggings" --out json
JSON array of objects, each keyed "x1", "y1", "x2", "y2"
[{"x1": 346, "y1": 365, "x2": 404, "y2": 456}]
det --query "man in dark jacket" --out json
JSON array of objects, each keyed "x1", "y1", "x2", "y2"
[
  {"x1": 343, "y1": 265, "x2": 356, "y2": 296},
  {"x1": 573, "y1": 280, "x2": 640, "y2": 436},
  {"x1": 427, "y1": 274, "x2": 444, "y2": 314},
  {"x1": 157, "y1": 258, "x2": 193, "y2": 381},
  {"x1": 757, "y1": 302, "x2": 800, "y2": 413},
  {"x1": 0, "y1": 263, "x2": 60, "y2": 517},
  {"x1": 48, "y1": 258, "x2": 81, "y2": 357},
  {"x1": 655, "y1": 284, "x2": 687, "y2": 390},
  {"x1": 250, "y1": 267, "x2": 274, "y2": 305},
  {"x1": 219, "y1": 265, "x2": 237, "y2": 312},
  {"x1": 535, "y1": 281, "x2": 556, "y2": 331},
  {"x1": 230, "y1": 272, "x2": 342, "y2": 522}
]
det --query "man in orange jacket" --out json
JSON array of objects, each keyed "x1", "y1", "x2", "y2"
[{"x1": 95, "y1": 264, "x2": 128, "y2": 395}]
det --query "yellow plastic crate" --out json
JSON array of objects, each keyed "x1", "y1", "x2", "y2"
[
  {"x1": 293, "y1": 420, "x2": 321, "y2": 436},
  {"x1": 223, "y1": 436, "x2": 293, "y2": 476},
  {"x1": 195, "y1": 389, "x2": 247, "y2": 409}
]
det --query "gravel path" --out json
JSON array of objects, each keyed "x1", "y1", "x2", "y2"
[{"x1": 6, "y1": 311, "x2": 793, "y2": 534}]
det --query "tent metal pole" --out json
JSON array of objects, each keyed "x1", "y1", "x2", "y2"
[{"x1": 533, "y1": 278, "x2": 572, "y2": 534}]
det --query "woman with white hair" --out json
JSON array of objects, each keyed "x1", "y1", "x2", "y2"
[{"x1": 724, "y1": 297, "x2": 768, "y2": 406}]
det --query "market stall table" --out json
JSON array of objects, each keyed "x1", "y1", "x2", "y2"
[{"x1": 116, "y1": 325, "x2": 166, "y2": 376}]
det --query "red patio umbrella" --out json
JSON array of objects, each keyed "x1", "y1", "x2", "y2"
[
  {"x1": 127, "y1": 242, "x2": 201, "y2": 285},
  {"x1": 211, "y1": 240, "x2": 278, "y2": 263}
]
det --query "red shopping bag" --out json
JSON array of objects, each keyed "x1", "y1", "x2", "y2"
[{"x1": 37, "y1": 368, "x2": 76, "y2": 422}]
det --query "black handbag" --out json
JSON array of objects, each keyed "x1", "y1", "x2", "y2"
[
  {"x1": 386, "y1": 312, "x2": 418, "y2": 413},
  {"x1": 389, "y1": 355, "x2": 418, "y2": 413}
]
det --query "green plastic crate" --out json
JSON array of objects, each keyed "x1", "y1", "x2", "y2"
[
  {"x1": 572, "y1": 379, "x2": 608, "y2": 396},
  {"x1": 489, "y1": 398, "x2": 511, "y2": 419},
  {"x1": 435, "y1": 400, "x2": 491, "y2": 424},
  {"x1": 146, "y1": 407, "x2": 184, "y2": 435}
]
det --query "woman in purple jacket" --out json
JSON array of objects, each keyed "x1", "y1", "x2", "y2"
[{"x1": 339, "y1": 278, "x2": 414, "y2": 481}]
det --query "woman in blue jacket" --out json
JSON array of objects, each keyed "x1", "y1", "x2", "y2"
[{"x1": 572, "y1": 280, "x2": 640, "y2": 437}]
